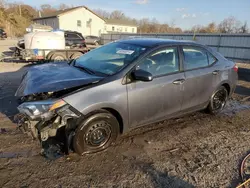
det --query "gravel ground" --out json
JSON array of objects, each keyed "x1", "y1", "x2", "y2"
[{"x1": 1, "y1": 40, "x2": 250, "y2": 188}]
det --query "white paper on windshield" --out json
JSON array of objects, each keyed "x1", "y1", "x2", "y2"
[{"x1": 116, "y1": 49, "x2": 134, "y2": 55}]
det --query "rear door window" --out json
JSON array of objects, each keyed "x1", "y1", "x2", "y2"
[
  {"x1": 66, "y1": 33, "x2": 81, "y2": 39},
  {"x1": 183, "y1": 47, "x2": 210, "y2": 70}
]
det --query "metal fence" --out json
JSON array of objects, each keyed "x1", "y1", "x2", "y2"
[{"x1": 101, "y1": 33, "x2": 250, "y2": 61}]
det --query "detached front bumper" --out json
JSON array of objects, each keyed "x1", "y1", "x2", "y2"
[{"x1": 17, "y1": 103, "x2": 81, "y2": 143}]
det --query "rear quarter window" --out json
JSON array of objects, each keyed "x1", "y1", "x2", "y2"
[{"x1": 207, "y1": 52, "x2": 217, "y2": 65}]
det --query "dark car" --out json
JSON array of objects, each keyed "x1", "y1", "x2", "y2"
[
  {"x1": 0, "y1": 29, "x2": 7, "y2": 39},
  {"x1": 64, "y1": 31, "x2": 86, "y2": 48},
  {"x1": 85, "y1": 35, "x2": 100, "y2": 46},
  {"x1": 16, "y1": 38, "x2": 238, "y2": 157}
]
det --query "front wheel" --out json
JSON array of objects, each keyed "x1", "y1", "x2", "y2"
[
  {"x1": 207, "y1": 86, "x2": 228, "y2": 114},
  {"x1": 73, "y1": 111, "x2": 120, "y2": 155},
  {"x1": 50, "y1": 52, "x2": 67, "y2": 62}
]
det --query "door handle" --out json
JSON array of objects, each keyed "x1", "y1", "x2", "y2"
[
  {"x1": 172, "y1": 79, "x2": 185, "y2": 85},
  {"x1": 212, "y1": 70, "x2": 220, "y2": 75}
]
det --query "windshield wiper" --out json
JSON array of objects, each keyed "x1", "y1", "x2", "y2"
[{"x1": 74, "y1": 65, "x2": 96, "y2": 75}]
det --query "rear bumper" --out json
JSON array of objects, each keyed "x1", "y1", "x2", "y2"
[{"x1": 230, "y1": 72, "x2": 238, "y2": 97}]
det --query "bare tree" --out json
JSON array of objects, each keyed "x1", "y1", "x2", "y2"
[
  {"x1": 93, "y1": 8, "x2": 110, "y2": 19},
  {"x1": 6, "y1": 4, "x2": 37, "y2": 19},
  {"x1": 58, "y1": 3, "x2": 70, "y2": 10},
  {"x1": 218, "y1": 16, "x2": 242, "y2": 33},
  {"x1": 110, "y1": 10, "x2": 125, "y2": 19},
  {"x1": 0, "y1": 0, "x2": 6, "y2": 8},
  {"x1": 40, "y1": 4, "x2": 57, "y2": 14},
  {"x1": 239, "y1": 21, "x2": 248, "y2": 33},
  {"x1": 206, "y1": 22, "x2": 217, "y2": 33}
]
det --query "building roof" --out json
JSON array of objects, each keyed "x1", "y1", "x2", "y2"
[
  {"x1": 33, "y1": 6, "x2": 138, "y2": 27},
  {"x1": 29, "y1": 24, "x2": 53, "y2": 30},
  {"x1": 33, "y1": 6, "x2": 106, "y2": 21},
  {"x1": 105, "y1": 19, "x2": 137, "y2": 27}
]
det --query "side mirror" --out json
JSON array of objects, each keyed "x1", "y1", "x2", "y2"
[{"x1": 132, "y1": 69, "x2": 153, "y2": 82}]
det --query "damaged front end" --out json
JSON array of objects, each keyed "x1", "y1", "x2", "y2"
[
  {"x1": 14, "y1": 62, "x2": 104, "y2": 158},
  {"x1": 17, "y1": 98, "x2": 82, "y2": 159}
]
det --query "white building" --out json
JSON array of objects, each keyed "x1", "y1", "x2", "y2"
[
  {"x1": 105, "y1": 19, "x2": 137, "y2": 34},
  {"x1": 33, "y1": 6, "x2": 137, "y2": 36}
]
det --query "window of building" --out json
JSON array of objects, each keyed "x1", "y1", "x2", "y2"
[
  {"x1": 77, "y1": 20, "x2": 82, "y2": 27},
  {"x1": 104, "y1": 25, "x2": 107, "y2": 31},
  {"x1": 137, "y1": 47, "x2": 179, "y2": 77},
  {"x1": 112, "y1": 26, "x2": 115, "y2": 31},
  {"x1": 125, "y1": 28, "x2": 127, "y2": 32},
  {"x1": 132, "y1": 28, "x2": 135, "y2": 33}
]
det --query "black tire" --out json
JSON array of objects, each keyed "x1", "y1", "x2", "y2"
[
  {"x1": 73, "y1": 111, "x2": 119, "y2": 155},
  {"x1": 207, "y1": 86, "x2": 228, "y2": 114},
  {"x1": 50, "y1": 52, "x2": 67, "y2": 62},
  {"x1": 70, "y1": 52, "x2": 83, "y2": 60},
  {"x1": 94, "y1": 41, "x2": 99, "y2": 46}
]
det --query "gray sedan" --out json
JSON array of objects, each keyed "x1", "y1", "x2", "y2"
[
  {"x1": 85, "y1": 35, "x2": 100, "y2": 45},
  {"x1": 16, "y1": 38, "x2": 238, "y2": 157}
]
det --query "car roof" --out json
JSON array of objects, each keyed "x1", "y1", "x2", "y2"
[
  {"x1": 65, "y1": 30, "x2": 81, "y2": 34},
  {"x1": 117, "y1": 38, "x2": 200, "y2": 47}
]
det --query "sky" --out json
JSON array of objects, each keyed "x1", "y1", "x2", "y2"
[{"x1": 9, "y1": 0, "x2": 250, "y2": 29}]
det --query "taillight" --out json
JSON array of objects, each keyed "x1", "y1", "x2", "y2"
[{"x1": 233, "y1": 64, "x2": 238, "y2": 72}]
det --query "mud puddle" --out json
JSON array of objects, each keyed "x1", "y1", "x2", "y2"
[{"x1": 221, "y1": 100, "x2": 250, "y2": 116}]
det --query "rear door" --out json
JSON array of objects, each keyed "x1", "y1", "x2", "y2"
[
  {"x1": 181, "y1": 46, "x2": 218, "y2": 111},
  {"x1": 127, "y1": 46, "x2": 185, "y2": 127}
]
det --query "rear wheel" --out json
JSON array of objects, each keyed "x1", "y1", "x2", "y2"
[
  {"x1": 50, "y1": 52, "x2": 67, "y2": 62},
  {"x1": 73, "y1": 111, "x2": 119, "y2": 155},
  {"x1": 207, "y1": 86, "x2": 228, "y2": 114},
  {"x1": 94, "y1": 41, "x2": 99, "y2": 46},
  {"x1": 70, "y1": 52, "x2": 83, "y2": 60}
]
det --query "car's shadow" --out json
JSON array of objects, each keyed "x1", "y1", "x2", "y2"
[{"x1": 0, "y1": 63, "x2": 31, "y2": 121}]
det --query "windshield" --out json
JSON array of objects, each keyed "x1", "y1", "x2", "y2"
[{"x1": 74, "y1": 42, "x2": 147, "y2": 75}]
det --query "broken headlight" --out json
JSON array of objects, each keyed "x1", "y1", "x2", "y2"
[{"x1": 17, "y1": 99, "x2": 66, "y2": 120}]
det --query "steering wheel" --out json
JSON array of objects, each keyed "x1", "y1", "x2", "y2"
[{"x1": 137, "y1": 58, "x2": 154, "y2": 71}]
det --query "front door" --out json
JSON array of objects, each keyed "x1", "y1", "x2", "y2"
[
  {"x1": 181, "y1": 46, "x2": 219, "y2": 110},
  {"x1": 127, "y1": 46, "x2": 185, "y2": 127}
]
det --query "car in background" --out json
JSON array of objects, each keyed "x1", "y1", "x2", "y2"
[
  {"x1": 0, "y1": 29, "x2": 7, "y2": 39},
  {"x1": 16, "y1": 30, "x2": 86, "y2": 50},
  {"x1": 64, "y1": 31, "x2": 86, "y2": 48},
  {"x1": 16, "y1": 38, "x2": 238, "y2": 157},
  {"x1": 14, "y1": 30, "x2": 88, "y2": 59},
  {"x1": 85, "y1": 35, "x2": 100, "y2": 46}
]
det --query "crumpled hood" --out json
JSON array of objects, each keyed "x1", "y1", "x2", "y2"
[{"x1": 15, "y1": 62, "x2": 103, "y2": 97}]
